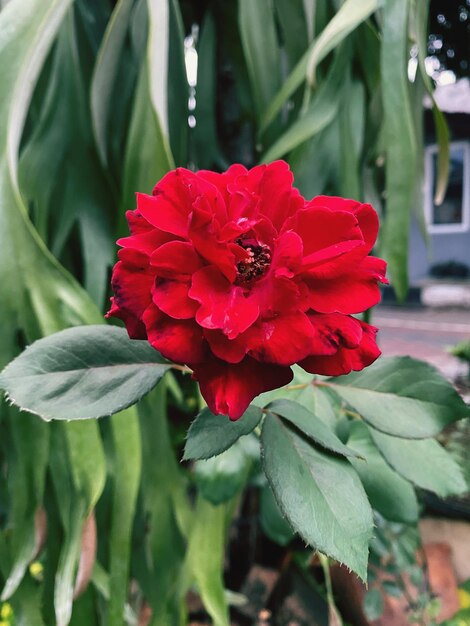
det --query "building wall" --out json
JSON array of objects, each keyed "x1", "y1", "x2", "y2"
[{"x1": 408, "y1": 217, "x2": 470, "y2": 283}]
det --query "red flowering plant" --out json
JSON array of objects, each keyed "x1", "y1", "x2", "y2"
[
  {"x1": 0, "y1": 161, "x2": 467, "y2": 585},
  {"x1": 106, "y1": 160, "x2": 387, "y2": 418}
]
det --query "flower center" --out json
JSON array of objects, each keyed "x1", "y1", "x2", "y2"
[{"x1": 235, "y1": 238, "x2": 271, "y2": 285}]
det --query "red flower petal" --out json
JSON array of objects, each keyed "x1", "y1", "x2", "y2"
[
  {"x1": 189, "y1": 198, "x2": 237, "y2": 281},
  {"x1": 135, "y1": 191, "x2": 189, "y2": 238},
  {"x1": 250, "y1": 274, "x2": 302, "y2": 316},
  {"x1": 204, "y1": 329, "x2": 248, "y2": 363},
  {"x1": 117, "y1": 227, "x2": 175, "y2": 257},
  {"x1": 193, "y1": 356, "x2": 293, "y2": 419},
  {"x1": 142, "y1": 304, "x2": 205, "y2": 363},
  {"x1": 152, "y1": 278, "x2": 199, "y2": 319},
  {"x1": 137, "y1": 169, "x2": 226, "y2": 237},
  {"x1": 125, "y1": 209, "x2": 154, "y2": 235},
  {"x1": 291, "y1": 206, "x2": 362, "y2": 258},
  {"x1": 306, "y1": 256, "x2": 387, "y2": 314},
  {"x1": 271, "y1": 230, "x2": 303, "y2": 278},
  {"x1": 189, "y1": 266, "x2": 260, "y2": 338},
  {"x1": 308, "y1": 196, "x2": 379, "y2": 252},
  {"x1": 308, "y1": 313, "x2": 363, "y2": 355},
  {"x1": 239, "y1": 161, "x2": 304, "y2": 230},
  {"x1": 301, "y1": 320, "x2": 380, "y2": 376},
  {"x1": 246, "y1": 312, "x2": 315, "y2": 365},
  {"x1": 198, "y1": 164, "x2": 248, "y2": 204},
  {"x1": 150, "y1": 241, "x2": 203, "y2": 278},
  {"x1": 105, "y1": 297, "x2": 147, "y2": 339},
  {"x1": 110, "y1": 258, "x2": 154, "y2": 321}
]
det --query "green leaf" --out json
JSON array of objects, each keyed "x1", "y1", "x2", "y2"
[
  {"x1": 167, "y1": 0, "x2": 188, "y2": 165},
  {"x1": 339, "y1": 75, "x2": 365, "y2": 199},
  {"x1": 260, "y1": 0, "x2": 378, "y2": 133},
  {"x1": 363, "y1": 588, "x2": 384, "y2": 621},
  {"x1": 267, "y1": 399, "x2": 360, "y2": 458},
  {"x1": 380, "y1": 0, "x2": 418, "y2": 300},
  {"x1": 120, "y1": 55, "x2": 174, "y2": 229},
  {"x1": 0, "y1": 0, "x2": 101, "y2": 367},
  {"x1": 50, "y1": 420, "x2": 105, "y2": 626},
  {"x1": 195, "y1": 437, "x2": 256, "y2": 506},
  {"x1": 261, "y1": 412, "x2": 373, "y2": 580},
  {"x1": 382, "y1": 581, "x2": 403, "y2": 598},
  {"x1": 347, "y1": 422, "x2": 418, "y2": 523},
  {"x1": 47, "y1": 424, "x2": 85, "y2": 626},
  {"x1": 107, "y1": 408, "x2": 141, "y2": 624},
  {"x1": 370, "y1": 428, "x2": 467, "y2": 497},
  {"x1": 135, "y1": 386, "x2": 191, "y2": 621},
  {"x1": 184, "y1": 495, "x2": 230, "y2": 626},
  {"x1": 184, "y1": 405, "x2": 262, "y2": 461},
  {"x1": 193, "y1": 12, "x2": 227, "y2": 170},
  {"x1": 260, "y1": 47, "x2": 346, "y2": 163},
  {"x1": 259, "y1": 484, "x2": 295, "y2": 547},
  {"x1": 90, "y1": 0, "x2": 134, "y2": 167},
  {"x1": 1, "y1": 409, "x2": 49, "y2": 600},
  {"x1": 305, "y1": 0, "x2": 379, "y2": 86},
  {"x1": 327, "y1": 357, "x2": 469, "y2": 438},
  {"x1": 0, "y1": 325, "x2": 172, "y2": 421},
  {"x1": 273, "y1": 0, "x2": 309, "y2": 70},
  {"x1": 20, "y1": 17, "x2": 115, "y2": 311},
  {"x1": 9, "y1": 575, "x2": 46, "y2": 626},
  {"x1": 288, "y1": 120, "x2": 339, "y2": 199},
  {"x1": 54, "y1": 500, "x2": 86, "y2": 626},
  {"x1": 63, "y1": 421, "x2": 106, "y2": 511},
  {"x1": 238, "y1": 0, "x2": 281, "y2": 120}
]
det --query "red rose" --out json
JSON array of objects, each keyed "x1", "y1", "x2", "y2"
[{"x1": 107, "y1": 161, "x2": 387, "y2": 419}]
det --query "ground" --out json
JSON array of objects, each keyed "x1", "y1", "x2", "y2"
[{"x1": 375, "y1": 304, "x2": 470, "y2": 389}]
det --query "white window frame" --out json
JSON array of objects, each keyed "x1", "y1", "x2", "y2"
[{"x1": 424, "y1": 140, "x2": 470, "y2": 234}]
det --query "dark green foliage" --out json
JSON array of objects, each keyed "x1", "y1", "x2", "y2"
[{"x1": 0, "y1": 0, "x2": 462, "y2": 623}]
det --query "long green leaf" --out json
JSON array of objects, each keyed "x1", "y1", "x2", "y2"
[
  {"x1": 107, "y1": 408, "x2": 142, "y2": 624},
  {"x1": 339, "y1": 75, "x2": 365, "y2": 199},
  {"x1": 193, "y1": 12, "x2": 228, "y2": 170},
  {"x1": 120, "y1": 57, "x2": 174, "y2": 225},
  {"x1": 185, "y1": 495, "x2": 230, "y2": 626},
  {"x1": 239, "y1": 0, "x2": 281, "y2": 120},
  {"x1": 136, "y1": 386, "x2": 189, "y2": 623},
  {"x1": 260, "y1": 47, "x2": 346, "y2": 163},
  {"x1": 1, "y1": 411, "x2": 49, "y2": 600},
  {"x1": 147, "y1": 0, "x2": 170, "y2": 136},
  {"x1": 260, "y1": 0, "x2": 378, "y2": 133},
  {"x1": 380, "y1": 0, "x2": 417, "y2": 299},
  {"x1": 90, "y1": 0, "x2": 135, "y2": 167},
  {"x1": 54, "y1": 499, "x2": 87, "y2": 626},
  {"x1": 167, "y1": 0, "x2": 188, "y2": 165},
  {"x1": 273, "y1": 0, "x2": 309, "y2": 69},
  {"x1": 9, "y1": 576, "x2": 46, "y2": 626},
  {"x1": 0, "y1": 0, "x2": 101, "y2": 366},
  {"x1": 64, "y1": 422, "x2": 106, "y2": 511},
  {"x1": 305, "y1": 0, "x2": 379, "y2": 86},
  {"x1": 39, "y1": 16, "x2": 114, "y2": 309}
]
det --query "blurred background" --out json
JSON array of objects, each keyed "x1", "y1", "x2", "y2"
[{"x1": 0, "y1": 0, "x2": 469, "y2": 624}]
